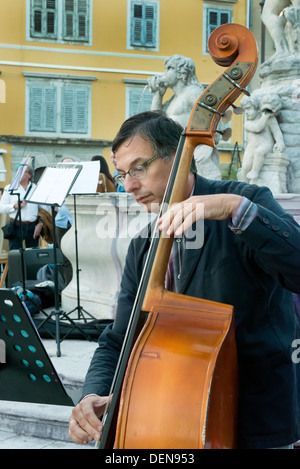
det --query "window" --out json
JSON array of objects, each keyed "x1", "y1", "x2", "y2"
[
  {"x1": 207, "y1": 8, "x2": 231, "y2": 37},
  {"x1": 31, "y1": 0, "x2": 57, "y2": 39},
  {"x1": 26, "y1": 77, "x2": 91, "y2": 137},
  {"x1": 203, "y1": 4, "x2": 232, "y2": 53},
  {"x1": 29, "y1": 0, "x2": 90, "y2": 43},
  {"x1": 126, "y1": 84, "x2": 153, "y2": 118},
  {"x1": 128, "y1": 0, "x2": 159, "y2": 50},
  {"x1": 29, "y1": 84, "x2": 57, "y2": 132}
]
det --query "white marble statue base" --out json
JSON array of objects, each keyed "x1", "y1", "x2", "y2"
[
  {"x1": 60, "y1": 193, "x2": 153, "y2": 320},
  {"x1": 254, "y1": 153, "x2": 289, "y2": 194}
]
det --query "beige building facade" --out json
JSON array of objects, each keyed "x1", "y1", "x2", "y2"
[{"x1": 0, "y1": 0, "x2": 254, "y2": 186}]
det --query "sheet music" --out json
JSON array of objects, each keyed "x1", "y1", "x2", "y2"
[
  {"x1": 27, "y1": 166, "x2": 81, "y2": 206},
  {"x1": 58, "y1": 161, "x2": 100, "y2": 194}
]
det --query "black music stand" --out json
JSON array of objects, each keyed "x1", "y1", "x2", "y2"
[
  {"x1": 64, "y1": 193, "x2": 96, "y2": 322},
  {"x1": 25, "y1": 164, "x2": 89, "y2": 357},
  {"x1": 57, "y1": 161, "x2": 100, "y2": 323},
  {"x1": 0, "y1": 288, "x2": 73, "y2": 406},
  {"x1": 7, "y1": 156, "x2": 33, "y2": 302}
]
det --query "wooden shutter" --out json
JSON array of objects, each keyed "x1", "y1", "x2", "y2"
[
  {"x1": 78, "y1": 0, "x2": 89, "y2": 39},
  {"x1": 29, "y1": 84, "x2": 57, "y2": 132},
  {"x1": 131, "y1": 3, "x2": 143, "y2": 45},
  {"x1": 144, "y1": 3, "x2": 155, "y2": 47},
  {"x1": 61, "y1": 86, "x2": 89, "y2": 133},
  {"x1": 31, "y1": 0, "x2": 57, "y2": 38},
  {"x1": 63, "y1": 0, "x2": 89, "y2": 41},
  {"x1": 131, "y1": 2, "x2": 156, "y2": 47},
  {"x1": 44, "y1": 86, "x2": 57, "y2": 130},
  {"x1": 206, "y1": 8, "x2": 231, "y2": 50},
  {"x1": 220, "y1": 11, "x2": 231, "y2": 26}
]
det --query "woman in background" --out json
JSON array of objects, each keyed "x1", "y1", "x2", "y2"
[{"x1": 91, "y1": 155, "x2": 116, "y2": 193}]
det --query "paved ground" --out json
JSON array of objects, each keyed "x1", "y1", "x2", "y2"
[
  {"x1": 0, "y1": 429, "x2": 91, "y2": 449},
  {"x1": 0, "y1": 338, "x2": 98, "y2": 449}
]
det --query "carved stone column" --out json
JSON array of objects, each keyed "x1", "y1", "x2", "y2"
[{"x1": 60, "y1": 193, "x2": 153, "y2": 320}]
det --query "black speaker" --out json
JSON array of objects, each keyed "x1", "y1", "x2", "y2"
[{"x1": 7, "y1": 248, "x2": 63, "y2": 288}]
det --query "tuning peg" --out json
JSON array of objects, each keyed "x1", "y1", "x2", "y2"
[
  {"x1": 217, "y1": 127, "x2": 232, "y2": 141},
  {"x1": 221, "y1": 109, "x2": 232, "y2": 124},
  {"x1": 223, "y1": 72, "x2": 251, "y2": 97},
  {"x1": 232, "y1": 103, "x2": 244, "y2": 115}
]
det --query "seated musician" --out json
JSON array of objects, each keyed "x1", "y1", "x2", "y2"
[{"x1": 69, "y1": 111, "x2": 300, "y2": 449}]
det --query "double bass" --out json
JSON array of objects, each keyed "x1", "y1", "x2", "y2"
[{"x1": 98, "y1": 23, "x2": 258, "y2": 449}]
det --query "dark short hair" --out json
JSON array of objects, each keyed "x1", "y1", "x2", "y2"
[{"x1": 112, "y1": 111, "x2": 197, "y2": 174}]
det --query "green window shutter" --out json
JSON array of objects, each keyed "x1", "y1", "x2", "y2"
[
  {"x1": 29, "y1": 86, "x2": 43, "y2": 131},
  {"x1": 61, "y1": 88, "x2": 75, "y2": 132},
  {"x1": 78, "y1": 0, "x2": 89, "y2": 39},
  {"x1": 220, "y1": 11, "x2": 231, "y2": 26},
  {"x1": 206, "y1": 8, "x2": 231, "y2": 50},
  {"x1": 29, "y1": 85, "x2": 57, "y2": 132},
  {"x1": 44, "y1": 87, "x2": 57, "y2": 130},
  {"x1": 75, "y1": 88, "x2": 89, "y2": 132},
  {"x1": 131, "y1": 3, "x2": 143, "y2": 45},
  {"x1": 61, "y1": 86, "x2": 89, "y2": 133},
  {"x1": 144, "y1": 4, "x2": 156, "y2": 47},
  {"x1": 31, "y1": 0, "x2": 57, "y2": 39},
  {"x1": 63, "y1": 0, "x2": 89, "y2": 41},
  {"x1": 207, "y1": 9, "x2": 218, "y2": 38},
  {"x1": 131, "y1": 2, "x2": 156, "y2": 48}
]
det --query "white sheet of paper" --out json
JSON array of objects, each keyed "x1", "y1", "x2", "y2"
[
  {"x1": 68, "y1": 161, "x2": 100, "y2": 194},
  {"x1": 28, "y1": 166, "x2": 80, "y2": 206}
]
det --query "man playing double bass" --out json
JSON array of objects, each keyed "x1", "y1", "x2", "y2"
[{"x1": 69, "y1": 111, "x2": 300, "y2": 449}]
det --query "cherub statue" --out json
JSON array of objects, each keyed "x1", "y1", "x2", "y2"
[
  {"x1": 148, "y1": 55, "x2": 222, "y2": 179},
  {"x1": 147, "y1": 54, "x2": 205, "y2": 128},
  {"x1": 240, "y1": 93, "x2": 285, "y2": 182}
]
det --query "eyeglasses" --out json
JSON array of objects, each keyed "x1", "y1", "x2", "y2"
[{"x1": 113, "y1": 154, "x2": 160, "y2": 186}]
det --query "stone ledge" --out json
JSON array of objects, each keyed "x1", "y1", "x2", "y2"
[{"x1": 0, "y1": 400, "x2": 73, "y2": 442}]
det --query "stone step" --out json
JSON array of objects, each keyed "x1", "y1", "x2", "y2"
[
  {"x1": 0, "y1": 400, "x2": 93, "y2": 449},
  {"x1": 0, "y1": 400, "x2": 74, "y2": 442},
  {"x1": 0, "y1": 339, "x2": 98, "y2": 449},
  {"x1": 0, "y1": 429, "x2": 90, "y2": 449}
]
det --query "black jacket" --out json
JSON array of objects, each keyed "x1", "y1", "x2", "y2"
[{"x1": 83, "y1": 175, "x2": 300, "y2": 449}]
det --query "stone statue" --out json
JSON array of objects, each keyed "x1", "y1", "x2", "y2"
[
  {"x1": 148, "y1": 54, "x2": 222, "y2": 180},
  {"x1": 147, "y1": 54, "x2": 204, "y2": 128},
  {"x1": 259, "y1": 0, "x2": 300, "y2": 193},
  {"x1": 262, "y1": 0, "x2": 300, "y2": 59},
  {"x1": 239, "y1": 93, "x2": 288, "y2": 192}
]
